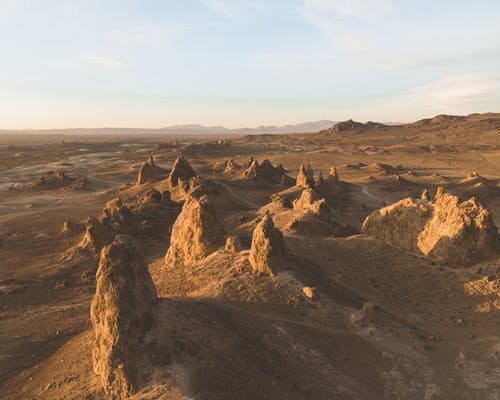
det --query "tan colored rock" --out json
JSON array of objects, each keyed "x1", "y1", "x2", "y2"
[
  {"x1": 90, "y1": 235, "x2": 157, "y2": 399},
  {"x1": 242, "y1": 159, "x2": 291, "y2": 184},
  {"x1": 296, "y1": 164, "x2": 314, "y2": 188},
  {"x1": 362, "y1": 194, "x2": 499, "y2": 265},
  {"x1": 79, "y1": 217, "x2": 113, "y2": 252},
  {"x1": 165, "y1": 195, "x2": 226, "y2": 267},
  {"x1": 167, "y1": 156, "x2": 196, "y2": 187},
  {"x1": 302, "y1": 286, "x2": 319, "y2": 301},
  {"x1": 225, "y1": 234, "x2": 242, "y2": 252},
  {"x1": 421, "y1": 188, "x2": 430, "y2": 200},
  {"x1": 137, "y1": 162, "x2": 154, "y2": 185},
  {"x1": 328, "y1": 165, "x2": 339, "y2": 181},
  {"x1": 248, "y1": 212, "x2": 286, "y2": 276},
  {"x1": 293, "y1": 189, "x2": 331, "y2": 219}
]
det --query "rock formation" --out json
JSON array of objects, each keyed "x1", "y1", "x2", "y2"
[
  {"x1": 165, "y1": 195, "x2": 226, "y2": 267},
  {"x1": 362, "y1": 193, "x2": 499, "y2": 265},
  {"x1": 296, "y1": 164, "x2": 315, "y2": 188},
  {"x1": 242, "y1": 158, "x2": 290, "y2": 184},
  {"x1": 167, "y1": 156, "x2": 196, "y2": 187},
  {"x1": 90, "y1": 235, "x2": 157, "y2": 398},
  {"x1": 137, "y1": 162, "x2": 154, "y2": 185},
  {"x1": 137, "y1": 155, "x2": 163, "y2": 185},
  {"x1": 79, "y1": 194, "x2": 179, "y2": 253},
  {"x1": 225, "y1": 234, "x2": 242, "y2": 252},
  {"x1": 248, "y1": 212, "x2": 286, "y2": 276},
  {"x1": 292, "y1": 188, "x2": 331, "y2": 219},
  {"x1": 328, "y1": 165, "x2": 339, "y2": 181}
]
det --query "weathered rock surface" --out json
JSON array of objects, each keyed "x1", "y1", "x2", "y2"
[
  {"x1": 292, "y1": 188, "x2": 331, "y2": 219},
  {"x1": 167, "y1": 156, "x2": 197, "y2": 187},
  {"x1": 362, "y1": 193, "x2": 499, "y2": 265},
  {"x1": 137, "y1": 162, "x2": 154, "y2": 185},
  {"x1": 296, "y1": 164, "x2": 315, "y2": 188},
  {"x1": 165, "y1": 195, "x2": 226, "y2": 267},
  {"x1": 90, "y1": 235, "x2": 157, "y2": 398},
  {"x1": 225, "y1": 234, "x2": 242, "y2": 252},
  {"x1": 242, "y1": 159, "x2": 291, "y2": 184},
  {"x1": 249, "y1": 212, "x2": 286, "y2": 276},
  {"x1": 79, "y1": 192, "x2": 179, "y2": 253}
]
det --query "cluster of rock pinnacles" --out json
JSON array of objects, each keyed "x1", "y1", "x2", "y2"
[{"x1": 88, "y1": 155, "x2": 499, "y2": 397}]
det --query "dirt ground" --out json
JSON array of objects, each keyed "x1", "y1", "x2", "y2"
[{"x1": 0, "y1": 113, "x2": 499, "y2": 399}]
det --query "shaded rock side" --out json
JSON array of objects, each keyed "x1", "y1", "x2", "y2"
[
  {"x1": 167, "y1": 156, "x2": 197, "y2": 187},
  {"x1": 165, "y1": 195, "x2": 226, "y2": 267},
  {"x1": 90, "y1": 235, "x2": 157, "y2": 399},
  {"x1": 248, "y1": 213, "x2": 286, "y2": 276},
  {"x1": 362, "y1": 194, "x2": 499, "y2": 265},
  {"x1": 137, "y1": 162, "x2": 155, "y2": 185}
]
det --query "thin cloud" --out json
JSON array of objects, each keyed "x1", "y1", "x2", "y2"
[
  {"x1": 199, "y1": 0, "x2": 234, "y2": 15},
  {"x1": 105, "y1": 25, "x2": 186, "y2": 46},
  {"x1": 296, "y1": 0, "x2": 393, "y2": 51},
  {"x1": 86, "y1": 56, "x2": 131, "y2": 69}
]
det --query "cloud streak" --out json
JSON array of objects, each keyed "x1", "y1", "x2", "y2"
[
  {"x1": 105, "y1": 25, "x2": 186, "y2": 46},
  {"x1": 86, "y1": 56, "x2": 131, "y2": 69}
]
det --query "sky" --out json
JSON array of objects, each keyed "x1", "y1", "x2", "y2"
[{"x1": 1, "y1": 0, "x2": 500, "y2": 129}]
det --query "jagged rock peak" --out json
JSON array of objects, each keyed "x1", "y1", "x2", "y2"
[
  {"x1": 296, "y1": 164, "x2": 315, "y2": 188},
  {"x1": 248, "y1": 212, "x2": 286, "y2": 276},
  {"x1": 164, "y1": 194, "x2": 226, "y2": 267},
  {"x1": 167, "y1": 156, "x2": 197, "y2": 187},
  {"x1": 90, "y1": 235, "x2": 157, "y2": 398},
  {"x1": 329, "y1": 165, "x2": 339, "y2": 181}
]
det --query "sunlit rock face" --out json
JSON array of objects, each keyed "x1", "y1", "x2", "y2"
[
  {"x1": 91, "y1": 235, "x2": 157, "y2": 398},
  {"x1": 362, "y1": 193, "x2": 499, "y2": 265}
]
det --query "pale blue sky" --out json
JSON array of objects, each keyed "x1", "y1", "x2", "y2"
[{"x1": 1, "y1": 0, "x2": 500, "y2": 128}]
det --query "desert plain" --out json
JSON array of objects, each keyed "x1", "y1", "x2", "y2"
[{"x1": 0, "y1": 113, "x2": 500, "y2": 399}]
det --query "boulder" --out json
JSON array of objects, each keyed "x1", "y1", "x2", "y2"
[
  {"x1": 248, "y1": 212, "x2": 286, "y2": 276},
  {"x1": 90, "y1": 235, "x2": 157, "y2": 398}
]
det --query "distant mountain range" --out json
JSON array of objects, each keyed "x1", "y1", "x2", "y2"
[
  {"x1": 0, "y1": 121, "x2": 337, "y2": 136},
  {"x1": 154, "y1": 120, "x2": 338, "y2": 135}
]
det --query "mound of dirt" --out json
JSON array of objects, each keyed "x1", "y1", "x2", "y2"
[
  {"x1": 248, "y1": 212, "x2": 286, "y2": 276},
  {"x1": 167, "y1": 156, "x2": 197, "y2": 187},
  {"x1": 27, "y1": 170, "x2": 91, "y2": 191},
  {"x1": 242, "y1": 158, "x2": 291, "y2": 184},
  {"x1": 164, "y1": 194, "x2": 226, "y2": 268},
  {"x1": 362, "y1": 193, "x2": 499, "y2": 265},
  {"x1": 91, "y1": 234, "x2": 157, "y2": 398},
  {"x1": 296, "y1": 164, "x2": 315, "y2": 188}
]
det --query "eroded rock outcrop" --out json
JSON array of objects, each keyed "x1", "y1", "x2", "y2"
[
  {"x1": 249, "y1": 212, "x2": 286, "y2": 276},
  {"x1": 242, "y1": 159, "x2": 291, "y2": 184},
  {"x1": 167, "y1": 156, "x2": 197, "y2": 187},
  {"x1": 79, "y1": 192, "x2": 179, "y2": 253},
  {"x1": 91, "y1": 235, "x2": 157, "y2": 398},
  {"x1": 296, "y1": 164, "x2": 315, "y2": 188},
  {"x1": 362, "y1": 193, "x2": 499, "y2": 265},
  {"x1": 137, "y1": 162, "x2": 154, "y2": 185},
  {"x1": 165, "y1": 195, "x2": 226, "y2": 267},
  {"x1": 292, "y1": 188, "x2": 331, "y2": 220}
]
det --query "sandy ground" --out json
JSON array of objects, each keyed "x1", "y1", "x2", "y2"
[{"x1": 0, "y1": 113, "x2": 499, "y2": 399}]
